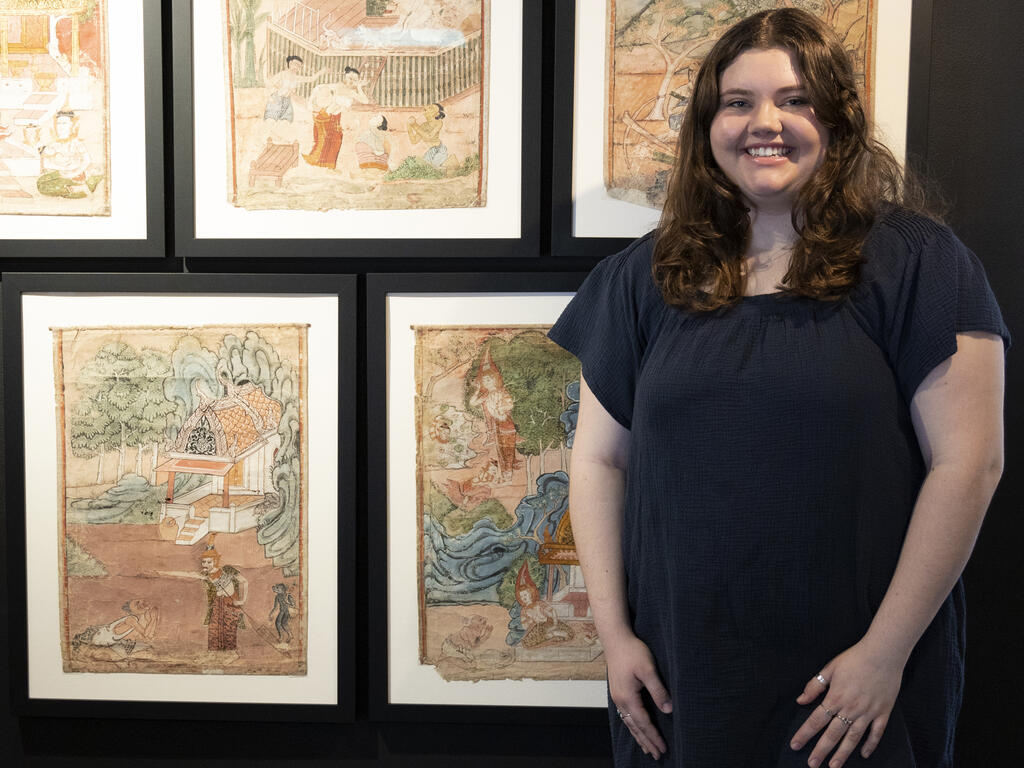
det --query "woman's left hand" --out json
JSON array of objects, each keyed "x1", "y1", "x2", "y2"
[{"x1": 789, "y1": 640, "x2": 906, "y2": 767}]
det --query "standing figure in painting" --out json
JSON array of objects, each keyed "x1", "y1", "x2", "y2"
[
  {"x1": 268, "y1": 582, "x2": 295, "y2": 645},
  {"x1": 304, "y1": 67, "x2": 369, "y2": 170},
  {"x1": 158, "y1": 537, "x2": 251, "y2": 651},
  {"x1": 516, "y1": 561, "x2": 573, "y2": 648},
  {"x1": 468, "y1": 350, "x2": 519, "y2": 482},
  {"x1": 37, "y1": 111, "x2": 103, "y2": 199},
  {"x1": 200, "y1": 539, "x2": 248, "y2": 651},
  {"x1": 407, "y1": 103, "x2": 448, "y2": 168},
  {"x1": 71, "y1": 598, "x2": 160, "y2": 659},
  {"x1": 356, "y1": 114, "x2": 391, "y2": 173},
  {"x1": 263, "y1": 55, "x2": 325, "y2": 122}
]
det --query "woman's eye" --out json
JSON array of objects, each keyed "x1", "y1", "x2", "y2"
[
  {"x1": 723, "y1": 99, "x2": 748, "y2": 108},
  {"x1": 784, "y1": 97, "x2": 809, "y2": 106}
]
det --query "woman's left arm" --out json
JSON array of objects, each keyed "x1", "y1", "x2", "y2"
[{"x1": 791, "y1": 331, "x2": 1005, "y2": 767}]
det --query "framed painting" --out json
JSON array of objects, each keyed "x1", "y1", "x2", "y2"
[
  {"x1": 172, "y1": 0, "x2": 541, "y2": 259},
  {"x1": 367, "y1": 272, "x2": 608, "y2": 723},
  {"x1": 0, "y1": 0, "x2": 164, "y2": 260},
  {"x1": 551, "y1": 0, "x2": 932, "y2": 257},
  {"x1": 2, "y1": 272, "x2": 355, "y2": 720}
]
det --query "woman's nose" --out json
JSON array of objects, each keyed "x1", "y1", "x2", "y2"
[{"x1": 749, "y1": 101, "x2": 783, "y2": 135}]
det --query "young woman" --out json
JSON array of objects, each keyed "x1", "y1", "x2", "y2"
[{"x1": 549, "y1": 9, "x2": 1008, "y2": 767}]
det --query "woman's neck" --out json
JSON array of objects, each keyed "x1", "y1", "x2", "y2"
[{"x1": 742, "y1": 209, "x2": 800, "y2": 295}]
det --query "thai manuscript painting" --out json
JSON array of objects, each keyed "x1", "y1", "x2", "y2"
[
  {"x1": 53, "y1": 324, "x2": 308, "y2": 676},
  {"x1": 0, "y1": 0, "x2": 110, "y2": 215},
  {"x1": 223, "y1": 0, "x2": 489, "y2": 212},
  {"x1": 606, "y1": 0, "x2": 876, "y2": 209},
  {"x1": 414, "y1": 325, "x2": 604, "y2": 683}
]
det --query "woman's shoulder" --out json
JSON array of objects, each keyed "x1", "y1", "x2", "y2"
[
  {"x1": 865, "y1": 206, "x2": 956, "y2": 257},
  {"x1": 588, "y1": 231, "x2": 658, "y2": 290}
]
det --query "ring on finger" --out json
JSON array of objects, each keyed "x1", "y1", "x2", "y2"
[
  {"x1": 836, "y1": 713, "x2": 854, "y2": 727},
  {"x1": 819, "y1": 704, "x2": 835, "y2": 718},
  {"x1": 814, "y1": 673, "x2": 829, "y2": 687}
]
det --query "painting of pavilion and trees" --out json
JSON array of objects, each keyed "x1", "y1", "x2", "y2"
[
  {"x1": 606, "y1": 0, "x2": 876, "y2": 208},
  {"x1": 0, "y1": 0, "x2": 109, "y2": 215},
  {"x1": 53, "y1": 324, "x2": 308, "y2": 676},
  {"x1": 413, "y1": 325, "x2": 605, "y2": 683},
  {"x1": 223, "y1": 0, "x2": 489, "y2": 212}
]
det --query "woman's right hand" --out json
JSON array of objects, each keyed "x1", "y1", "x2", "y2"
[{"x1": 606, "y1": 633, "x2": 672, "y2": 759}]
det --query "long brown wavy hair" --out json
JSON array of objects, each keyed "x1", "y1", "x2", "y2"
[{"x1": 654, "y1": 8, "x2": 923, "y2": 311}]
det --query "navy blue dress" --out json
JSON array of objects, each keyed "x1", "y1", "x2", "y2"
[{"x1": 548, "y1": 208, "x2": 1009, "y2": 767}]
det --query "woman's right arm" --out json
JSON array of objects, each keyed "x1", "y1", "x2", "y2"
[{"x1": 571, "y1": 375, "x2": 671, "y2": 760}]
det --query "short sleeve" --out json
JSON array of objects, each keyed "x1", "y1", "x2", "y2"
[
  {"x1": 547, "y1": 236, "x2": 659, "y2": 430},
  {"x1": 858, "y1": 215, "x2": 1010, "y2": 404}
]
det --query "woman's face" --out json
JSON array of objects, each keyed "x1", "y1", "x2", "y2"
[{"x1": 709, "y1": 47, "x2": 829, "y2": 215}]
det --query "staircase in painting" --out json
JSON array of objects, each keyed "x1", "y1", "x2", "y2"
[{"x1": 175, "y1": 507, "x2": 210, "y2": 545}]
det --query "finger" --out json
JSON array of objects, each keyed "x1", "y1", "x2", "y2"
[
  {"x1": 620, "y1": 711, "x2": 660, "y2": 758},
  {"x1": 807, "y1": 717, "x2": 853, "y2": 768},
  {"x1": 826, "y1": 717, "x2": 868, "y2": 768},
  {"x1": 614, "y1": 693, "x2": 666, "y2": 758},
  {"x1": 789, "y1": 702, "x2": 836, "y2": 751},
  {"x1": 616, "y1": 704, "x2": 661, "y2": 759},
  {"x1": 638, "y1": 666, "x2": 673, "y2": 714},
  {"x1": 860, "y1": 714, "x2": 889, "y2": 759},
  {"x1": 796, "y1": 672, "x2": 830, "y2": 705}
]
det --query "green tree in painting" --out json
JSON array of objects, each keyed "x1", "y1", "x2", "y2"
[
  {"x1": 230, "y1": 0, "x2": 268, "y2": 87},
  {"x1": 217, "y1": 331, "x2": 302, "y2": 577},
  {"x1": 68, "y1": 343, "x2": 176, "y2": 486},
  {"x1": 464, "y1": 332, "x2": 580, "y2": 488}
]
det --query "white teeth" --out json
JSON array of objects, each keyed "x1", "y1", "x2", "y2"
[{"x1": 746, "y1": 146, "x2": 791, "y2": 157}]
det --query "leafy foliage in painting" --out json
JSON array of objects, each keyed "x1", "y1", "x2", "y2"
[
  {"x1": 0, "y1": 0, "x2": 110, "y2": 215},
  {"x1": 54, "y1": 325, "x2": 308, "y2": 675},
  {"x1": 223, "y1": 0, "x2": 489, "y2": 212},
  {"x1": 607, "y1": 0, "x2": 874, "y2": 208},
  {"x1": 414, "y1": 326, "x2": 604, "y2": 682}
]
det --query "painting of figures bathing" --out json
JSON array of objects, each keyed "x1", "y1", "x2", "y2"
[
  {"x1": 223, "y1": 0, "x2": 489, "y2": 212},
  {"x1": 414, "y1": 325, "x2": 604, "y2": 682},
  {"x1": 53, "y1": 324, "x2": 307, "y2": 675},
  {"x1": 606, "y1": 0, "x2": 875, "y2": 208},
  {"x1": 0, "y1": 0, "x2": 109, "y2": 215}
]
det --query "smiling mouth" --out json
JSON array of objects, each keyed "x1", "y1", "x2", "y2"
[{"x1": 746, "y1": 146, "x2": 792, "y2": 157}]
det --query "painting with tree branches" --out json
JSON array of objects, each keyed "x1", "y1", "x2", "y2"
[
  {"x1": 414, "y1": 325, "x2": 604, "y2": 682},
  {"x1": 607, "y1": 0, "x2": 875, "y2": 208},
  {"x1": 53, "y1": 324, "x2": 308, "y2": 675}
]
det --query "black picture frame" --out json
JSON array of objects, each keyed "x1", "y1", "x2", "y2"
[
  {"x1": 0, "y1": 0, "x2": 166, "y2": 261},
  {"x1": 2, "y1": 272, "x2": 356, "y2": 722},
  {"x1": 365, "y1": 271, "x2": 606, "y2": 724},
  {"x1": 171, "y1": 0, "x2": 542, "y2": 259},
  {"x1": 550, "y1": 0, "x2": 936, "y2": 258}
]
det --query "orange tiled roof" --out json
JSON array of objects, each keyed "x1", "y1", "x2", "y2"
[
  {"x1": 214, "y1": 404, "x2": 260, "y2": 455},
  {"x1": 241, "y1": 387, "x2": 283, "y2": 431}
]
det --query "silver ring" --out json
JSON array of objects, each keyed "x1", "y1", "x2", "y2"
[
  {"x1": 836, "y1": 713, "x2": 854, "y2": 727},
  {"x1": 820, "y1": 704, "x2": 835, "y2": 717},
  {"x1": 617, "y1": 709, "x2": 632, "y2": 719},
  {"x1": 815, "y1": 673, "x2": 829, "y2": 687}
]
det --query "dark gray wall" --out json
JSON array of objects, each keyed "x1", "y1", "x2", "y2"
[
  {"x1": 926, "y1": 1, "x2": 1024, "y2": 765},
  {"x1": 1, "y1": 0, "x2": 1020, "y2": 764}
]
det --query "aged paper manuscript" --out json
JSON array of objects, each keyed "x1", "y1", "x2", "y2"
[
  {"x1": 0, "y1": 0, "x2": 110, "y2": 215},
  {"x1": 414, "y1": 325, "x2": 605, "y2": 683},
  {"x1": 223, "y1": 0, "x2": 489, "y2": 212},
  {"x1": 54, "y1": 324, "x2": 308, "y2": 675},
  {"x1": 606, "y1": 0, "x2": 876, "y2": 209}
]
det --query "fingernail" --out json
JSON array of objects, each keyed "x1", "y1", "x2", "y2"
[
  {"x1": 660, "y1": 701, "x2": 673, "y2": 713},
  {"x1": 808, "y1": 759, "x2": 820, "y2": 768},
  {"x1": 791, "y1": 740, "x2": 802, "y2": 750}
]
